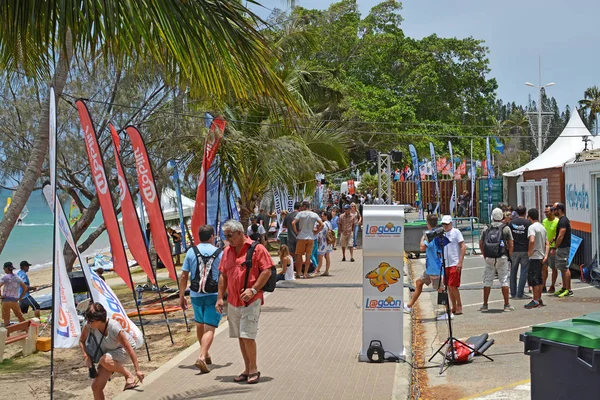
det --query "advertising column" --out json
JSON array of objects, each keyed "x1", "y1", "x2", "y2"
[{"x1": 360, "y1": 205, "x2": 406, "y2": 361}]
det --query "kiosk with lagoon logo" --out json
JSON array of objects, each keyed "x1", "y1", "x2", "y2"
[{"x1": 360, "y1": 205, "x2": 406, "y2": 362}]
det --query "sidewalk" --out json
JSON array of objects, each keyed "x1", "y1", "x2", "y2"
[{"x1": 117, "y1": 248, "x2": 410, "y2": 400}]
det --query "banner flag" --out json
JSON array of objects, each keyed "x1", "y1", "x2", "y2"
[
  {"x1": 42, "y1": 185, "x2": 145, "y2": 349},
  {"x1": 52, "y1": 221, "x2": 81, "y2": 348},
  {"x1": 486, "y1": 137, "x2": 494, "y2": 218},
  {"x1": 429, "y1": 142, "x2": 441, "y2": 214},
  {"x1": 48, "y1": 88, "x2": 80, "y2": 349},
  {"x1": 409, "y1": 144, "x2": 423, "y2": 219},
  {"x1": 126, "y1": 126, "x2": 178, "y2": 283},
  {"x1": 206, "y1": 156, "x2": 221, "y2": 229},
  {"x1": 49, "y1": 88, "x2": 57, "y2": 204},
  {"x1": 470, "y1": 140, "x2": 476, "y2": 216},
  {"x1": 191, "y1": 114, "x2": 226, "y2": 244},
  {"x1": 109, "y1": 124, "x2": 156, "y2": 284},
  {"x1": 449, "y1": 141, "x2": 457, "y2": 216},
  {"x1": 77, "y1": 100, "x2": 131, "y2": 289}
]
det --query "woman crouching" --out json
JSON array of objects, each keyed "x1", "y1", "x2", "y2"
[{"x1": 79, "y1": 302, "x2": 144, "y2": 399}]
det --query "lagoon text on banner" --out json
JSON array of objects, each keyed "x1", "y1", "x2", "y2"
[
  {"x1": 126, "y1": 126, "x2": 178, "y2": 283},
  {"x1": 77, "y1": 100, "x2": 132, "y2": 289}
]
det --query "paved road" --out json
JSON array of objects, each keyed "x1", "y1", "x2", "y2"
[
  {"x1": 410, "y1": 253, "x2": 600, "y2": 399},
  {"x1": 117, "y1": 248, "x2": 411, "y2": 400}
]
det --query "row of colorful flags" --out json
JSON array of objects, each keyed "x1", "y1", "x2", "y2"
[
  {"x1": 48, "y1": 92, "x2": 229, "y2": 397},
  {"x1": 408, "y1": 138, "x2": 496, "y2": 217}
]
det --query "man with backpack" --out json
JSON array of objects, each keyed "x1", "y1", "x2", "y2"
[
  {"x1": 479, "y1": 208, "x2": 515, "y2": 312},
  {"x1": 217, "y1": 219, "x2": 273, "y2": 385},
  {"x1": 509, "y1": 206, "x2": 531, "y2": 299},
  {"x1": 179, "y1": 225, "x2": 223, "y2": 373}
]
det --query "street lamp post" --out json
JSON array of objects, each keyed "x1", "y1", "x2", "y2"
[{"x1": 525, "y1": 56, "x2": 555, "y2": 156}]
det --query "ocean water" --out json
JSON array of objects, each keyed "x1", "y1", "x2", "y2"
[{"x1": 0, "y1": 188, "x2": 110, "y2": 269}]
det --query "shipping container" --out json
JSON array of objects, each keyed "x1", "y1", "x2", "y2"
[{"x1": 563, "y1": 160, "x2": 600, "y2": 267}]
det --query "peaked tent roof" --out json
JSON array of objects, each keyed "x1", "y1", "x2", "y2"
[
  {"x1": 504, "y1": 110, "x2": 593, "y2": 177},
  {"x1": 119, "y1": 188, "x2": 195, "y2": 224}
]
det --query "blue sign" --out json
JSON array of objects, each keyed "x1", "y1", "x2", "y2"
[{"x1": 568, "y1": 234, "x2": 583, "y2": 267}]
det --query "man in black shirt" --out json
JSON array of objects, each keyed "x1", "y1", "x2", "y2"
[
  {"x1": 283, "y1": 202, "x2": 301, "y2": 259},
  {"x1": 553, "y1": 202, "x2": 573, "y2": 297},
  {"x1": 509, "y1": 206, "x2": 531, "y2": 299}
]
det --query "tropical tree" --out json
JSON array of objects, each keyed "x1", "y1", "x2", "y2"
[
  {"x1": 0, "y1": 0, "x2": 298, "y2": 254},
  {"x1": 579, "y1": 86, "x2": 600, "y2": 135},
  {"x1": 186, "y1": 113, "x2": 349, "y2": 229}
]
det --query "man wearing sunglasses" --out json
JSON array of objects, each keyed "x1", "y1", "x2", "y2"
[{"x1": 217, "y1": 220, "x2": 273, "y2": 385}]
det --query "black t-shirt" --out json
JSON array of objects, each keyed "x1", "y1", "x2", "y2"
[
  {"x1": 284, "y1": 211, "x2": 298, "y2": 243},
  {"x1": 509, "y1": 217, "x2": 531, "y2": 252},
  {"x1": 557, "y1": 215, "x2": 571, "y2": 248}
]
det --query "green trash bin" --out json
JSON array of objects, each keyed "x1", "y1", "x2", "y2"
[
  {"x1": 521, "y1": 312, "x2": 600, "y2": 400},
  {"x1": 404, "y1": 220, "x2": 428, "y2": 257}
]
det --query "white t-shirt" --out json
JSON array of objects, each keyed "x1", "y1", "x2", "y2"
[
  {"x1": 283, "y1": 255, "x2": 295, "y2": 281},
  {"x1": 247, "y1": 224, "x2": 266, "y2": 236},
  {"x1": 443, "y1": 228, "x2": 464, "y2": 267},
  {"x1": 294, "y1": 210, "x2": 322, "y2": 240},
  {"x1": 528, "y1": 222, "x2": 547, "y2": 260}
]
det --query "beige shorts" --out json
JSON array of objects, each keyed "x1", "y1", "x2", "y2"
[
  {"x1": 339, "y1": 233, "x2": 353, "y2": 248},
  {"x1": 483, "y1": 257, "x2": 509, "y2": 287},
  {"x1": 419, "y1": 272, "x2": 441, "y2": 289},
  {"x1": 228, "y1": 299, "x2": 261, "y2": 340},
  {"x1": 296, "y1": 239, "x2": 314, "y2": 255}
]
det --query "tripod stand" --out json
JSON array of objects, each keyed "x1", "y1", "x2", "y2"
[{"x1": 428, "y1": 234, "x2": 493, "y2": 374}]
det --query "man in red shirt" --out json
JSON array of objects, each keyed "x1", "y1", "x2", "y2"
[{"x1": 217, "y1": 220, "x2": 273, "y2": 385}]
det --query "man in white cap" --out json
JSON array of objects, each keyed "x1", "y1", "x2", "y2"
[
  {"x1": 479, "y1": 208, "x2": 514, "y2": 312},
  {"x1": 440, "y1": 215, "x2": 466, "y2": 319}
]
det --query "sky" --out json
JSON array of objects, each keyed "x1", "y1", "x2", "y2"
[{"x1": 250, "y1": 0, "x2": 600, "y2": 112}]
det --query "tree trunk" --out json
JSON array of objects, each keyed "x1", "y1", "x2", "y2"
[
  {"x1": 63, "y1": 195, "x2": 101, "y2": 271},
  {"x1": 0, "y1": 33, "x2": 73, "y2": 254}
]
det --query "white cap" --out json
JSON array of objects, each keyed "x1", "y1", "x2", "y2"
[
  {"x1": 441, "y1": 215, "x2": 452, "y2": 224},
  {"x1": 492, "y1": 208, "x2": 504, "y2": 221}
]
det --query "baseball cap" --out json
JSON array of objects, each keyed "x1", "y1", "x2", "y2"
[
  {"x1": 492, "y1": 208, "x2": 504, "y2": 221},
  {"x1": 441, "y1": 215, "x2": 452, "y2": 224},
  {"x1": 3, "y1": 262, "x2": 14, "y2": 270},
  {"x1": 344, "y1": 204, "x2": 351, "y2": 209},
  {"x1": 20, "y1": 261, "x2": 32, "y2": 268},
  {"x1": 554, "y1": 203, "x2": 566, "y2": 212}
]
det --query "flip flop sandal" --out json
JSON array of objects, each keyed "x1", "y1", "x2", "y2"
[
  {"x1": 234, "y1": 373, "x2": 249, "y2": 383},
  {"x1": 194, "y1": 359, "x2": 210, "y2": 373},
  {"x1": 247, "y1": 372, "x2": 261, "y2": 384},
  {"x1": 123, "y1": 379, "x2": 139, "y2": 391}
]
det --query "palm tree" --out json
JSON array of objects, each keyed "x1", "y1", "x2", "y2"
[
  {"x1": 193, "y1": 113, "x2": 349, "y2": 228},
  {"x1": 0, "y1": 1, "x2": 298, "y2": 253},
  {"x1": 579, "y1": 86, "x2": 600, "y2": 136}
]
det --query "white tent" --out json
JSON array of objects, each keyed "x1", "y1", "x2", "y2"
[
  {"x1": 119, "y1": 188, "x2": 195, "y2": 224},
  {"x1": 504, "y1": 110, "x2": 593, "y2": 177}
]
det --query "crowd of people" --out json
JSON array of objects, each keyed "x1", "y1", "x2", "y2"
[{"x1": 405, "y1": 202, "x2": 572, "y2": 319}]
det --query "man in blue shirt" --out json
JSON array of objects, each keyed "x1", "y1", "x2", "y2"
[
  {"x1": 404, "y1": 215, "x2": 442, "y2": 313},
  {"x1": 18, "y1": 261, "x2": 41, "y2": 319},
  {"x1": 179, "y1": 225, "x2": 223, "y2": 373}
]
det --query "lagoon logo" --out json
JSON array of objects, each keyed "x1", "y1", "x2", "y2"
[
  {"x1": 366, "y1": 222, "x2": 402, "y2": 236},
  {"x1": 365, "y1": 296, "x2": 402, "y2": 311},
  {"x1": 566, "y1": 183, "x2": 589, "y2": 211}
]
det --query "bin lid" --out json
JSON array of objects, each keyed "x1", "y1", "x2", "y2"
[
  {"x1": 405, "y1": 220, "x2": 428, "y2": 227},
  {"x1": 526, "y1": 320, "x2": 600, "y2": 349},
  {"x1": 573, "y1": 312, "x2": 600, "y2": 325}
]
